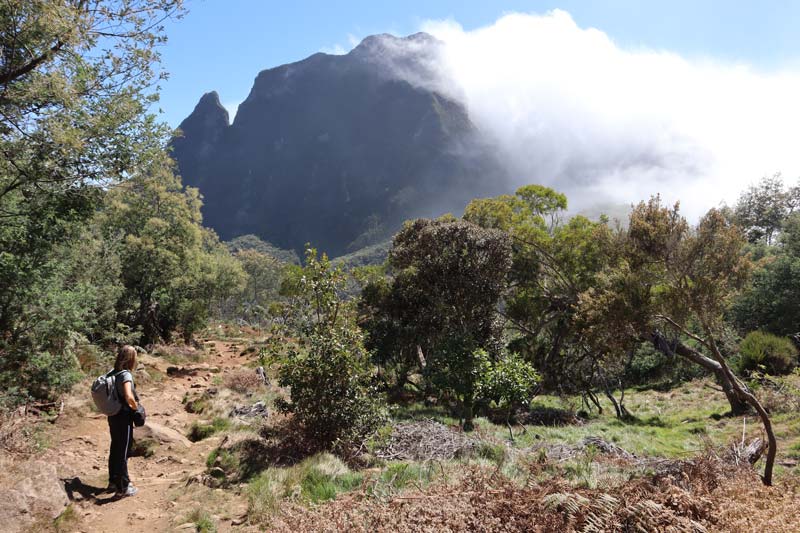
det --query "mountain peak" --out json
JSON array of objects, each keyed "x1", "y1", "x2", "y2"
[
  {"x1": 171, "y1": 33, "x2": 508, "y2": 256},
  {"x1": 187, "y1": 91, "x2": 230, "y2": 126}
]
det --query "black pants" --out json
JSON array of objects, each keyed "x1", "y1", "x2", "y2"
[{"x1": 108, "y1": 411, "x2": 133, "y2": 492}]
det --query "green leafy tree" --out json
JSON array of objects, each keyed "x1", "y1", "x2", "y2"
[
  {"x1": 233, "y1": 248, "x2": 285, "y2": 322},
  {"x1": 272, "y1": 248, "x2": 386, "y2": 449},
  {"x1": 733, "y1": 212, "x2": 800, "y2": 337},
  {"x1": 0, "y1": 1, "x2": 183, "y2": 401},
  {"x1": 465, "y1": 185, "x2": 615, "y2": 403},
  {"x1": 579, "y1": 197, "x2": 777, "y2": 485},
  {"x1": 734, "y1": 173, "x2": 796, "y2": 245},
  {"x1": 386, "y1": 218, "x2": 513, "y2": 430},
  {"x1": 101, "y1": 157, "x2": 243, "y2": 344}
]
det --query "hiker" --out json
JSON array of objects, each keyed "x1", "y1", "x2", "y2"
[{"x1": 107, "y1": 345, "x2": 141, "y2": 498}]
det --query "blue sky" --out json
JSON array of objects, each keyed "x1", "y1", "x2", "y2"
[{"x1": 157, "y1": 0, "x2": 800, "y2": 127}]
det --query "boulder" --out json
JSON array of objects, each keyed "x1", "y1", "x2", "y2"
[
  {"x1": 134, "y1": 421, "x2": 192, "y2": 448},
  {"x1": 0, "y1": 460, "x2": 69, "y2": 533}
]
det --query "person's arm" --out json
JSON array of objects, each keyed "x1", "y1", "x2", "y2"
[{"x1": 122, "y1": 381, "x2": 138, "y2": 411}]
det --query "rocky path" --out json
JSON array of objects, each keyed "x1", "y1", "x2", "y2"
[{"x1": 37, "y1": 340, "x2": 254, "y2": 532}]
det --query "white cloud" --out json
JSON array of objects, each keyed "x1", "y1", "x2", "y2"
[
  {"x1": 416, "y1": 10, "x2": 800, "y2": 218},
  {"x1": 321, "y1": 33, "x2": 361, "y2": 56},
  {"x1": 222, "y1": 100, "x2": 242, "y2": 122}
]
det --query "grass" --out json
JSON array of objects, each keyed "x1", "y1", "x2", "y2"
[
  {"x1": 184, "y1": 508, "x2": 217, "y2": 533},
  {"x1": 375, "y1": 461, "x2": 435, "y2": 491},
  {"x1": 53, "y1": 504, "x2": 79, "y2": 532},
  {"x1": 189, "y1": 417, "x2": 231, "y2": 442},
  {"x1": 247, "y1": 453, "x2": 365, "y2": 524},
  {"x1": 381, "y1": 376, "x2": 800, "y2": 482}
]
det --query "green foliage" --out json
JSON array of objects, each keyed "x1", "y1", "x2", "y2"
[
  {"x1": 475, "y1": 442, "x2": 507, "y2": 465},
  {"x1": 466, "y1": 185, "x2": 614, "y2": 395},
  {"x1": 624, "y1": 342, "x2": 704, "y2": 388},
  {"x1": 271, "y1": 248, "x2": 386, "y2": 448},
  {"x1": 100, "y1": 159, "x2": 245, "y2": 344},
  {"x1": 184, "y1": 509, "x2": 217, "y2": 533},
  {"x1": 738, "y1": 331, "x2": 797, "y2": 376},
  {"x1": 206, "y1": 448, "x2": 240, "y2": 472},
  {"x1": 382, "y1": 217, "x2": 513, "y2": 430},
  {"x1": 0, "y1": 1, "x2": 184, "y2": 404},
  {"x1": 733, "y1": 213, "x2": 800, "y2": 336},
  {"x1": 247, "y1": 453, "x2": 363, "y2": 524},
  {"x1": 732, "y1": 255, "x2": 800, "y2": 337},
  {"x1": 479, "y1": 351, "x2": 540, "y2": 411},
  {"x1": 734, "y1": 173, "x2": 799, "y2": 245},
  {"x1": 0, "y1": 223, "x2": 125, "y2": 400},
  {"x1": 229, "y1": 248, "x2": 286, "y2": 324},
  {"x1": 227, "y1": 234, "x2": 300, "y2": 265}
]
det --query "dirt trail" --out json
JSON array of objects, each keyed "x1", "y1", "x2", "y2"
[{"x1": 43, "y1": 340, "x2": 254, "y2": 532}]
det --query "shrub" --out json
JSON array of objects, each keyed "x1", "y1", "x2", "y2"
[
  {"x1": 738, "y1": 331, "x2": 797, "y2": 375},
  {"x1": 276, "y1": 328, "x2": 386, "y2": 448},
  {"x1": 271, "y1": 248, "x2": 386, "y2": 449},
  {"x1": 224, "y1": 369, "x2": 265, "y2": 394},
  {"x1": 184, "y1": 509, "x2": 217, "y2": 533}
]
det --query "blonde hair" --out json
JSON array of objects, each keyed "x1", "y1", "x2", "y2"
[{"x1": 114, "y1": 345, "x2": 138, "y2": 372}]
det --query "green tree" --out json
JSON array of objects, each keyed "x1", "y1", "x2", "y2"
[
  {"x1": 734, "y1": 173, "x2": 795, "y2": 245},
  {"x1": 478, "y1": 351, "x2": 539, "y2": 440},
  {"x1": 272, "y1": 248, "x2": 386, "y2": 449},
  {"x1": 579, "y1": 197, "x2": 777, "y2": 485},
  {"x1": 386, "y1": 218, "x2": 513, "y2": 430},
  {"x1": 0, "y1": 1, "x2": 183, "y2": 401},
  {"x1": 234, "y1": 248, "x2": 285, "y2": 322},
  {"x1": 732, "y1": 211, "x2": 800, "y2": 336},
  {"x1": 100, "y1": 157, "x2": 243, "y2": 344},
  {"x1": 465, "y1": 185, "x2": 615, "y2": 404}
]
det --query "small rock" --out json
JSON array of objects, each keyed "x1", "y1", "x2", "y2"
[{"x1": 176, "y1": 522, "x2": 196, "y2": 530}]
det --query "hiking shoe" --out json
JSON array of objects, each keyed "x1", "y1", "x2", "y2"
[{"x1": 116, "y1": 484, "x2": 138, "y2": 498}]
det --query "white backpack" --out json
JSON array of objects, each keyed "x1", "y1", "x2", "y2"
[{"x1": 90, "y1": 370, "x2": 127, "y2": 416}]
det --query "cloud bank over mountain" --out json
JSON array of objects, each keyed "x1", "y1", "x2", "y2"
[{"x1": 403, "y1": 10, "x2": 800, "y2": 218}]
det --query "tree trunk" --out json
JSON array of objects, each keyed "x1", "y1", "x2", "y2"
[
  {"x1": 705, "y1": 336, "x2": 776, "y2": 486},
  {"x1": 462, "y1": 391, "x2": 475, "y2": 432},
  {"x1": 648, "y1": 330, "x2": 749, "y2": 414}
]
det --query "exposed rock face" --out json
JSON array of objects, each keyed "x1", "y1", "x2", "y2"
[
  {"x1": 171, "y1": 33, "x2": 508, "y2": 257},
  {"x1": 0, "y1": 460, "x2": 69, "y2": 532}
]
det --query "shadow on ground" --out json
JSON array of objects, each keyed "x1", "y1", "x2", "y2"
[{"x1": 63, "y1": 477, "x2": 123, "y2": 506}]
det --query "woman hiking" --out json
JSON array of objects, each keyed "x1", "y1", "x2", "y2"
[{"x1": 107, "y1": 345, "x2": 140, "y2": 498}]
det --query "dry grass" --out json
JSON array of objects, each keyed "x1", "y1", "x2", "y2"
[
  {"x1": 224, "y1": 369, "x2": 266, "y2": 394},
  {"x1": 269, "y1": 456, "x2": 800, "y2": 532}
]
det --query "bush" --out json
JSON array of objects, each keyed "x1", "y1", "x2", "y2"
[
  {"x1": 224, "y1": 369, "x2": 265, "y2": 394},
  {"x1": 271, "y1": 248, "x2": 386, "y2": 449},
  {"x1": 738, "y1": 331, "x2": 797, "y2": 375},
  {"x1": 276, "y1": 328, "x2": 386, "y2": 448}
]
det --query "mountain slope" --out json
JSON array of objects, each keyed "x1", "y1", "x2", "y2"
[{"x1": 171, "y1": 33, "x2": 508, "y2": 256}]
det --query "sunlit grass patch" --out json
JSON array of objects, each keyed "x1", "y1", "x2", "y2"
[
  {"x1": 247, "y1": 453, "x2": 365, "y2": 524},
  {"x1": 189, "y1": 417, "x2": 231, "y2": 442}
]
